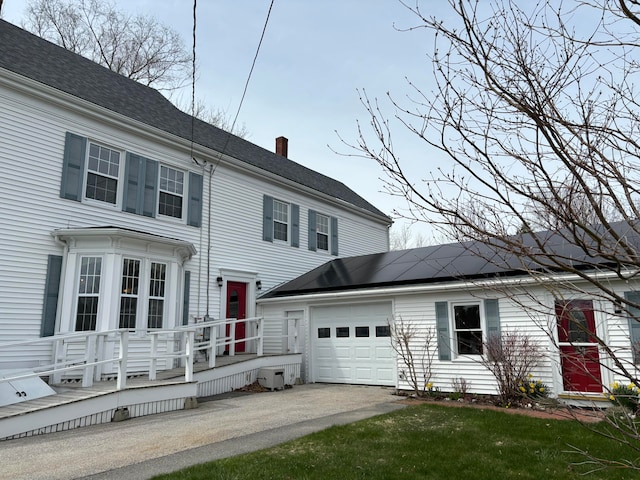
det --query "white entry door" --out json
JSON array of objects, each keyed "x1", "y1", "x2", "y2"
[{"x1": 311, "y1": 303, "x2": 395, "y2": 386}]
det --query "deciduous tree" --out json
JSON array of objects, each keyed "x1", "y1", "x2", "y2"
[{"x1": 346, "y1": 0, "x2": 640, "y2": 469}]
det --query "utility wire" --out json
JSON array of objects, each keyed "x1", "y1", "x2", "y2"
[
  {"x1": 189, "y1": 0, "x2": 275, "y2": 318},
  {"x1": 228, "y1": 0, "x2": 275, "y2": 135},
  {"x1": 190, "y1": 0, "x2": 198, "y2": 165}
]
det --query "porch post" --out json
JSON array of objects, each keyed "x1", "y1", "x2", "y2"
[
  {"x1": 94, "y1": 333, "x2": 106, "y2": 381},
  {"x1": 229, "y1": 320, "x2": 236, "y2": 356},
  {"x1": 82, "y1": 333, "x2": 96, "y2": 387},
  {"x1": 117, "y1": 330, "x2": 129, "y2": 390},
  {"x1": 52, "y1": 338, "x2": 64, "y2": 384},
  {"x1": 149, "y1": 333, "x2": 158, "y2": 381},
  {"x1": 208, "y1": 327, "x2": 216, "y2": 368},
  {"x1": 294, "y1": 317, "x2": 300, "y2": 354},
  {"x1": 257, "y1": 317, "x2": 264, "y2": 356},
  {"x1": 185, "y1": 330, "x2": 194, "y2": 382}
]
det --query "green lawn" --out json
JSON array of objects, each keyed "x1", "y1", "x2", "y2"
[{"x1": 153, "y1": 403, "x2": 640, "y2": 480}]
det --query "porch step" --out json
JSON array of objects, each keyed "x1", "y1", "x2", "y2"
[{"x1": 558, "y1": 393, "x2": 610, "y2": 408}]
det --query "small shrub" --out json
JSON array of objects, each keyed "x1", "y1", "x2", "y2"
[
  {"x1": 518, "y1": 374, "x2": 549, "y2": 399},
  {"x1": 608, "y1": 382, "x2": 640, "y2": 412},
  {"x1": 482, "y1": 331, "x2": 544, "y2": 406},
  {"x1": 450, "y1": 377, "x2": 470, "y2": 401}
]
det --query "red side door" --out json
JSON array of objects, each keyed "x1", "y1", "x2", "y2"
[
  {"x1": 226, "y1": 281, "x2": 247, "y2": 353},
  {"x1": 556, "y1": 300, "x2": 602, "y2": 392}
]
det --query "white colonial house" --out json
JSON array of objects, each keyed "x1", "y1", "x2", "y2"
[
  {"x1": 0, "y1": 19, "x2": 391, "y2": 437},
  {"x1": 258, "y1": 228, "x2": 640, "y2": 405}
]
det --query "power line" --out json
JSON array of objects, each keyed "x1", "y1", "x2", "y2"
[
  {"x1": 189, "y1": 0, "x2": 276, "y2": 318},
  {"x1": 228, "y1": 0, "x2": 275, "y2": 135}
]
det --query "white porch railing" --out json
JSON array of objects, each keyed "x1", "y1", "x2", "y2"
[{"x1": 0, "y1": 316, "x2": 300, "y2": 392}]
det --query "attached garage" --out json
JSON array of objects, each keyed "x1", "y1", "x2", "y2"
[{"x1": 311, "y1": 303, "x2": 395, "y2": 386}]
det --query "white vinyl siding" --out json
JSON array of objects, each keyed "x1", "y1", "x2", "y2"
[{"x1": 0, "y1": 80, "x2": 389, "y2": 370}]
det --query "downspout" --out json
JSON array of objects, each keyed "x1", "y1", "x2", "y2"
[{"x1": 205, "y1": 163, "x2": 213, "y2": 318}]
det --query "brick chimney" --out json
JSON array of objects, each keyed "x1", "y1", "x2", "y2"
[{"x1": 275, "y1": 136, "x2": 288, "y2": 158}]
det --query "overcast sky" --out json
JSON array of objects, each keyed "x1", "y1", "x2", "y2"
[{"x1": 2, "y1": 0, "x2": 451, "y2": 243}]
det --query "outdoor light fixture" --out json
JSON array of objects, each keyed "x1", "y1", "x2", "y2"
[
  {"x1": 613, "y1": 301, "x2": 623, "y2": 314},
  {"x1": 256, "y1": 280, "x2": 262, "y2": 291},
  {"x1": 216, "y1": 276, "x2": 223, "y2": 287}
]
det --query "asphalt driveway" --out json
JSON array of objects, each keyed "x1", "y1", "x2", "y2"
[{"x1": 0, "y1": 384, "x2": 404, "y2": 480}]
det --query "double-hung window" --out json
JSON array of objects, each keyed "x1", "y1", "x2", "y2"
[
  {"x1": 119, "y1": 258, "x2": 140, "y2": 329},
  {"x1": 76, "y1": 257, "x2": 102, "y2": 331},
  {"x1": 148, "y1": 262, "x2": 167, "y2": 329},
  {"x1": 316, "y1": 214, "x2": 329, "y2": 251},
  {"x1": 453, "y1": 303, "x2": 483, "y2": 355},
  {"x1": 85, "y1": 142, "x2": 120, "y2": 204},
  {"x1": 273, "y1": 199, "x2": 290, "y2": 242},
  {"x1": 158, "y1": 166, "x2": 184, "y2": 219},
  {"x1": 308, "y1": 210, "x2": 338, "y2": 255},
  {"x1": 117, "y1": 259, "x2": 166, "y2": 329}
]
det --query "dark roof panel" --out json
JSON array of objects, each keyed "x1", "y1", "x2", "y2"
[
  {"x1": 263, "y1": 221, "x2": 639, "y2": 298},
  {"x1": 0, "y1": 20, "x2": 389, "y2": 221}
]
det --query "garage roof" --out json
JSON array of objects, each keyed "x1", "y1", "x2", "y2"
[{"x1": 262, "y1": 221, "x2": 640, "y2": 298}]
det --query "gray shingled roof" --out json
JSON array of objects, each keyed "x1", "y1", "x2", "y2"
[
  {"x1": 262, "y1": 221, "x2": 640, "y2": 298},
  {"x1": 0, "y1": 20, "x2": 389, "y2": 221}
]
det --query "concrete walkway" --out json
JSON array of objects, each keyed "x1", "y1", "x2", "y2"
[{"x1": 0, "y1": 384, "x2": 405, "y2": 480}]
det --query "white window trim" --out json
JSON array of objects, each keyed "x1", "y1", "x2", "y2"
[
  {"x1": 272, "y1": 198, "x2": 290, "y2": 244},
  {"x1": 316, "y1": 213, "x2": 330, "y2": 252},
  {"x1": 451, "y1": 301, "x2": 485, "y2": 359},
  {"x1": 82, "y1": 140, "x2": 124, "y2": 209},
  {"x1": 74, "y1": 255, "x2": 103, "y2": 332},
  {"x1": 119, "y1": 257, "x2": 141, "y2": 329},
  {"x1": 157, "y1": 165, "x2": 186, "y2": 221},
  {"x1": 147, "y1": 261, "x2": 168, "y2": 329}
]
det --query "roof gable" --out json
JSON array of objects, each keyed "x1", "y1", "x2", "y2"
[{"x1": 0, "y1": 20, "x2": 389, "y2": 221}]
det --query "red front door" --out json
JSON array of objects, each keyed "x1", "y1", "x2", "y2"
[
  {"x1": 556, "y1": 300, "x2": 602, "y2": 393},
  {"x1": 226, "y1": 281, "x2": 247, "y2": 353}
]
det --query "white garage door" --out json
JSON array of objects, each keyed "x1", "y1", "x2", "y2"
[{"x1": 311, "y1": 303, "x2": 395, "y2": 386}]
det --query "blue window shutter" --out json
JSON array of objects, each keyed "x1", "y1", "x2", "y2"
[
  {"x1": 187, "y1": 172, "x2": 203, "y2": 227},
  {"x1": 183, "y1": 271, "x2": 191, "y2": 326},
  {"x1": 485, "y1": 299, "x2": 500, "y2": 339},
  {"x1": 291, "y1": 204, "x2": 300, "y2": 248},
  {"x1": 60, "y1": 132, "x2": 86, "y2": 201},
  {"x1": 41, "y1": 255, "x2": 63, "y2": 337},
  {"x1": 435, "y1": 301, "x2": 451, "y2": 361},
  {"x1": 124, "y1": 153, "x2": 159, "y2": 217},
  {"x1": 308, "y1": 210, "x2": 317, "y2": 251},
  {"x1": 330, "y1": 216, "x2": 339, "y2": 256},
  {"x1": 624, "y1": 291, "x2": 640, "y2": 364},
  {"x1": 123, "y1": 152, "x2": 142, "y2": 214},
  {"x1": 263, "y1": 195, "x2": 273, "y2": 242},
  {"x1": 484, "y1": 298, "x2": 501, "y2": 360},
  {"x1": 143, "y1": 159, "x2": 158, "y2": 217}
]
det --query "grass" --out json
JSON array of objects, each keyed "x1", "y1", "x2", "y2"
[{"x1": 153, "y1": 403, "x2": 640, "y2": 480}]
